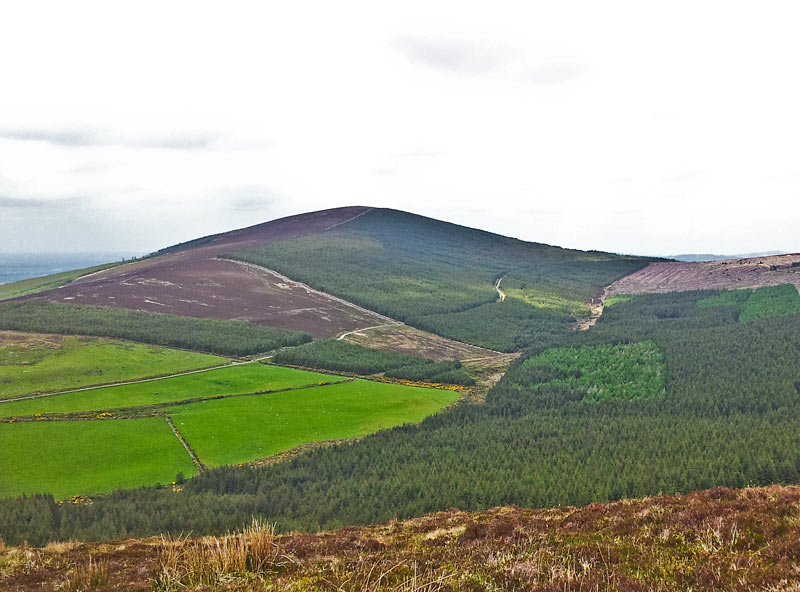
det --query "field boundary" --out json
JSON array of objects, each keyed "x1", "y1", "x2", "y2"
[
  {"x1": 0, "y1": 356, "x2": 278, "y2": 404},
  {"x1": 323, "y1": 206, "x2": 373, "y2": 231},
  {"x1": 0, "y1": 378, "x2": 355, "y2": 423},
  {"x1": 165, "y1": 416, "x2": 206, "y2": 472}
]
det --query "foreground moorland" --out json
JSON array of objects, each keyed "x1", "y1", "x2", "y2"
[{"x1": 2, "y1": 485, "x2": 800, "y2": 591}]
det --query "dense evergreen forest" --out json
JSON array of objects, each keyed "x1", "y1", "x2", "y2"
[
  {"x1": 3, "y1": 286, "x2": 800, "y2": 545},
  {"x1": 272, "y1": 339, "x2": 429, "y2": 374},
  {"x1": 226, "y1": 209, "x2": 651, "y2": 351},
  {"x1": 272, "y1": 340, "x2": 474, "y2": 385},
  {"x1": 0, "y1": 301, "x2": 311, "y2": 356}
]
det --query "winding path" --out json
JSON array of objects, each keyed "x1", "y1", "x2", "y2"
[
  {"x1": 336, "y1": 322, "x2": 403, "y2": 341},
  {"x1": 495, "y1": 276, "x2": 507, "y2": 302},
  {"x1": 573, "y1": 285, "x2": 609, "y2": 331}
]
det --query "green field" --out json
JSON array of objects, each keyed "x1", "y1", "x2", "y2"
[
  {"x1": 166, "y1": 380, "x2": 460, "y2": 466},
  {"x1": 0, "y1": 331, "x2": 226, "y2": 398},
  {"x1": 0, "y1": 418, "x2": 197, "y2": 499},
  {"x1": 0, "y1": 262, "x2": 119, "y2": 301},
  {"x1": 0, "y1": 363, "x2": 340, "y2": 417}
]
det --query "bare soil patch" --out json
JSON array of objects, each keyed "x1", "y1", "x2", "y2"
[
  {"x1": 609, "y1": 253, "x2": 800, "y2": 295},
  {"x1": 341, "y1": 323, "x2": 501, "y2": 361}
]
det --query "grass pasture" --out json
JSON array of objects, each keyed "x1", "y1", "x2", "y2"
[
  {"x1": 0, "y1": 331, "x2": 226, "y2": 398},
  {"x1": 0, "y1": 418, "x2": 197, "y2": 499},
  {"x1": 0, "y1": 363, "x2": 339, "y2": 417},
  {"x1": 166, "y1": 380, "x2": 460, "y2": 467}
]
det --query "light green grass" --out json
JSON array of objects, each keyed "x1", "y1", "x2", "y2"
[
  {"x1": 604, "y1": 294, "x2": 635, "y2": 308},
  {"x1": 0, "y1": 363, "x2": 340, "y2": 417},
  {"x1": 520, "y1": 341, "x2": 666, "y2": 402},
  {"x1": 697, "y1": 285, "x2": 800, "y2": 322},
  {"x1": 0, "y1": 331, "x2": 227, "y2": 399},
  {"x1": 0, "y1": 263, "x2": 118, "y2": 300},
  {"x1": 0, "y1": 418, "x2": 197, "y2": 499},
  {"x1": 739, "y1": 284, "x2": 800, "y2": 322},
  {"x1": 166, "y1": 380, "x2": 460, "y2": 466}
]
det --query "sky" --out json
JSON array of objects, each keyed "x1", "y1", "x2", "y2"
[{"x1": 1, "y1": 1, "x2": 799, "y2": 257}]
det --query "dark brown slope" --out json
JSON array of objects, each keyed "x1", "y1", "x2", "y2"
[
  {"x1": 23, "y1": 207, "x2": 390, "y2": 338},
  {"x1": 4, "y1": 485, "x2": 800, "y2": 591}
]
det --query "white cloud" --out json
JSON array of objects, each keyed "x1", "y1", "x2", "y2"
[{"x1": 0, "y1": 0, "x2": 799, "y2": 256}]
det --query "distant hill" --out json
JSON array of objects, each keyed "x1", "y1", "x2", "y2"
[{"x1": 669, "y1": 251, "x2": 787, "y2": 262}]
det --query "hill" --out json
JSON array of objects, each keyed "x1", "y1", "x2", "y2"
[
  {"x1": 225, "y1": 208, "x2": 651, "y2": 350},
  {"x1": 669, "y1": 251, "x2": 787, "y2": 262},
  {"x1": 12, "y1": 207, "x2": 651, "y2": 350},
  {"x1": 2, "y1": 485, "x2": 800, "y2": 591},
  {"x1": 13, "y1": 207, "x2": 388, "y2": 339}
]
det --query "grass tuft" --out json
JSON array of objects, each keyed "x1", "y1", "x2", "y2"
[
  {"x1": 62, "y1": 557, "x2": 109, "y2": 592},
  {"x1": 155, "y1": 518, "x2": 279, "y2": 590}
]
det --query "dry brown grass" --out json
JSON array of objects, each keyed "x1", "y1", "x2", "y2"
[
  {"x1": 61, "y1": 557, "x2": 109, "y2": 591},
  {"x1": 155, "y1": 518, "x2": 280, "y2": 590},
  {"x1": 43, "y1": 540, "x2": 79, "y2": 554}
]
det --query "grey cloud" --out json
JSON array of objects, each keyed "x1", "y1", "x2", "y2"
[
  {"x1": 0, "y1": 129, "x2": 97, "y2": 146},
  {"x1": 225, "y1": 187, "x2": 279, "y2": 212},
  {"x1": 392, "y1": 36, "x2": 518, "y2": 75},
  {"x1": 0, "y1": 127, "x2": 224, "y2": 150},
  {"x1": 0, "y1": 195, "x2": 85, "y2": 209},
  {"x1": 231, "y1": 198, "x2": 277, "y2": 211},
  {"x1": 525, "y1": 63, "x2": 587, "y2": 84}
]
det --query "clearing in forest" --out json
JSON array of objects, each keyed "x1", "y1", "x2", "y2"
[
  {"x1": 518, "y1": 341, "x2": 666, "y2": 402},
  {"x1": 608, "y1": 253, "x2": 800, "y2": 295}
]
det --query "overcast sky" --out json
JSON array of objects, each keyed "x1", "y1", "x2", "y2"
[{"x1": 1, "y1": 1, "x2": 799, "y2": 257}]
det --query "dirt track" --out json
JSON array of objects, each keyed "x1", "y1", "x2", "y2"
[{"x1": 495, "y1": 276, "x2": 506, "y2": 302}]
